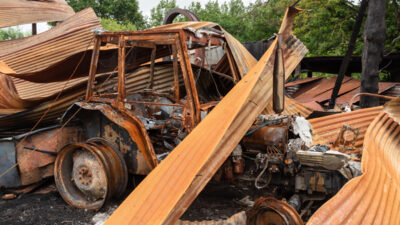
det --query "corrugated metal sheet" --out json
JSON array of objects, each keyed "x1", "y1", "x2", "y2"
[
  {"x1": 104, "y1": 7, "x2": 307, "y2": 225},
  {"x1": 0, "y1": 63, "x2": 182, "y2": 130},
  {"x1": 224, "y1": 31, "x2": 257, "y2": 77},
  {"x1": 0, "y1": 8, "x2": 100, "y2": 82},
  {"x1": 97, "y1": 63, "x2": 184, "y2": 94},
  {"x1": 289, "y1": 76, "x2": 398, "y2": 110},
  {"x1": 382, "y1": 84, "x2": 400, "y2": 97},
  {"x1": 147, "y1": 21, "x2": 218, "y2": 31},
  {"x1": 264, "y1": 97, "x2": 313, "y2": 118},
  {"x1": 0, "y1": 0, "x2": 74, "y2": 28},
  {"x1": 147, "y1": 21, "x2": 257, "y2": 77},
  {"x1": 335, "y1": 82, "x2": 397, "y2": 105},
  {"x1": 12, "y1": 77, "x2": 87, "y2": 100},
  {"x1": 384, "y1": 96, "x2": 400, "y2": 123},
  {"x1": 309, "y1": 106, "x2": 383, "y2": 149},
  {"x1": 308, "y1": 100, "x2": 400, "y2": 224},
  {"x1": 0, "y1": 75, "x2": 35, "y2": 113}
]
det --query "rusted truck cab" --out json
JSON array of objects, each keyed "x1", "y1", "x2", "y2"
[{"x1": 55, "y1": 27, "x2": 240, "y2": 209}]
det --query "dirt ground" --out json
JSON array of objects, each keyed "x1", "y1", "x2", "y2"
[{"x1": 0, "y1": 179, "x2": 262, "y2": 225}]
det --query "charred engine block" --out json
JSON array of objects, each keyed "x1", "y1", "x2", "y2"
[{"x1": 218, "y1": 115, "x2": 356, "y2": 217}]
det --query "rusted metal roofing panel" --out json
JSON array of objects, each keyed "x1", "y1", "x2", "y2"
[
  {"x1": 0, "y1": 8, "x2": 100, "y2": 82},
  {"x1": 290, "y1": 76, "x2": 399, "y2": 110},
  {"x1": 335, "y1": 82, "x2": 397, "y2": 104},
  {"x1": 308, "y1": 100, "x2": 400, "y2": 224},
  {"x1": 309, "y1": 106, "x2": 383, "y2": 149},
  {"x1": 104, "y1": 7, "x2": 307, "y2": 225},
  {"x1": 312, "y1": 78, "x2": 360, "y2": 103},
  {"x1": 0, "y1": 63, "x2": 182, "y2": 130},
  {"x1": 0, "y1": 0, "x2": 74, "y2": 28},
  {"x1": 294, "y1": 77, "x2": 353, "y2": 103},
  {"x1": 224, "y1": 31, "x2": 257, "y2": 77},
  {"x1": 0, "y1": 82, "x2": 87, "y2": 130},
  {"x1": 382, "y1": 84, "x2": 400, "y2": 97},
  {"x1": 148, "y1": 21, "x2": 257, "y2": 77},
  {"x1": 285, "y1": 77, "x2": 323, "y2": 87},
  {"x1": 147, "y1": 21, "x2": 218, "y2": 31},
  {"x1": 0, "y1": 74, "x2": 39, "y2": 114},
  {"x1": 264, "y1": 97, "x2": 313, "y2": 118},
  {"x1": 384, "y1": 96, "x2": 400, "y2": 123},
  {"x1": 12, "y1": 77, "x2": 87, "y2": 100}
]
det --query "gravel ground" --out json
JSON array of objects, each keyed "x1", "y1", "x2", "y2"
[{"x1": 0, "y1": 180, "x2": 259, "y2": 225}]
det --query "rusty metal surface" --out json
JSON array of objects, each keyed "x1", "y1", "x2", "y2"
[
  {"x1": 247, "y1": 197, "x2": 303, "y2": 225},
  {"x1": 0, "y1": 8, "x2": 100, "y2": 82},
  {"x1": 0, "y1": 81, "x2": 88, "y2": 131},
  {"x1": 54, "y1": 138, "x2": 128, "y2": 210},
  {"x1": 70, "y1": 102, "x2": 159, "y2": 170},
  {"x1": 0, "y1": 0, "x2": 74, "y2": 28},
  {"x1": 285, "y1": 77, "x2": 323, "y2": 87},
  {"x1": 147, "y1": 21, "x2": 257, "y2": 77},
  {"x1": 17, "y1": 126, "x2": 84, "y2": 186},
  {"x1": 104, "y1": 7, "x2": 307, "y2": 225},
  {"x1": 12, "y1": 77, "x2": 87, "y2": 100},
  {"x1": 308, "y1": 99, "x2": 400, "y2": 224},
  {"x1": 0, "y1": 17, "x2": 269, "y2": 117},
  {"x1": 265, "y1": 97, "x2": 313, "y2": 118},
  {"x1": 309, "y1": 106, "x2": 383, "y2": 150},
  {"x1": 0, "y1": 63, "x2": 182, "y2": 131},
  {"x1": 0, "y1": 74, "x2": 37, "y2": 114},
  {"x1": 176, "y1": 211, "x2": 247, "y2": 225},
  {"x1": 289, "y1": 77, "x2": 398, "y2": 110},
  {"x1": 147, "y1": 21, "x2": 218, "y2": 31},
  {"x1": 224, "y1": 31, "x2": 257, "y2": 77},
  {"x1": 384, "y1": 96, "x2": 400, "y2": 123},
  {"x1": 163, "y1": 8, "x2": 200, "y2": 25},
  {"x1": 0, "y1": 125, "x2": 82, "y2": 188},
  {"x1": 335, "y1": 82, "x2": 397, "y2": 105},
  {"x1": 243, "y1": 126, "x2": 288, "y2": 152}
]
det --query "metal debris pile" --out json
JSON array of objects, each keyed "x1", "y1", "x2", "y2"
[{"x1": 0, "y1": 2, "x2": 399, "y2": 225}]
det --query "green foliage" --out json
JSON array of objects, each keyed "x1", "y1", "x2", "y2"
[
  {"x1": 66, "y1": 0, "x2": 145, "y2": 29},
  {"x1": 384, "y1": 0, "x2": 400, "y2": 53},
  {"x1": 148, "y1": 0, "x2": 399, "y2": 58},
  {"x1": 148, "y1": 0, "x2": 177, "y2": 28},
  {"x1": 0, "y1": 28, "x2": 27, "y2": 40},
  {"x1": 294, "y1": 0, "x2": 362, "y2": 56},
  {"x1": 100, "y1": 18, "x2": 137, "y2": 31},
  {"x1": 68, "y1": 0, "x2": 399, "y2": 59},
  {"x1": 187, "y1": 0, "x2": 249, "y2": 41}
]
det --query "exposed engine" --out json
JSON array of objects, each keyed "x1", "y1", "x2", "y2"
[
  {"x1": 125, "y1": 92, "x2": 362, "y2": 221},
  {"x1": 216, "y1": 115, "x2": 361, "y2": 220}
]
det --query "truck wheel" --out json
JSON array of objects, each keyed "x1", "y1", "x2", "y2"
[
  {"x1": 247, "y1": 197, "x2": 304, "y2": 225},
  {"x1": 54, "y1": 138, "x2": 128, "y2": 209}
]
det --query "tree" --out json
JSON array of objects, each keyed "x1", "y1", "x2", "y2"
[
  {"x1": 186, "y1": 0, "x2": 250, "y2": 41},
  {"x1": 100, "y1": 18, "x2": 137, "y2": 31},
  {"x1": 66, "y1": 0, "x2": 145, "y2": 29},
  {"x1": 148, "y1": 0, "x2": 178, "y2": 28},
  {"x1": 360, "y1": 0, "x2": 387, "y2": 107},
  {"x1": 0, "y1": 28, "x2": 26, "y2": 41}
]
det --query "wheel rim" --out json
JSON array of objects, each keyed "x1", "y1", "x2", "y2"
[{"x1": 54, "y1": 139, "x2": 128, "y2": 209}]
